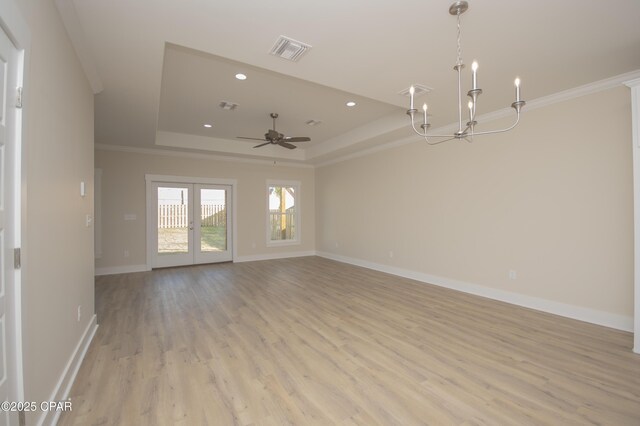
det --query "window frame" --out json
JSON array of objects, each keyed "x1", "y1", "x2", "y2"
[{"x1": 266, "y1": 180, "x2": 301, "y2": 247}]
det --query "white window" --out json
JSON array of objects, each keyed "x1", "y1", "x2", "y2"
[{"x1": 267, "y1": 181, "x2": 300, "y2": 246}]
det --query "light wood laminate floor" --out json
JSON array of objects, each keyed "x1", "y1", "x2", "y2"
[{"x1": 59, "y1": 257, "x2": 640, "y2": 425}]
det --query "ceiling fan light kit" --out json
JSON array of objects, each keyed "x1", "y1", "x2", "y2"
[
  {"x1": 407, "y1": 1, "x2": 526, "y2": 145},
  {"x1": 237, "y1": 113, "x2": 311, "y2": 149}
]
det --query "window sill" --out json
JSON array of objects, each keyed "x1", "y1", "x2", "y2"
[{"x1": 267, "y1": 240, "x2": 301, "y2": 248}]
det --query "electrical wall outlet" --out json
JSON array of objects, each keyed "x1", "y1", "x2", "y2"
[
  {"x1": 124, "y1": 249, "x2": 130, "y2": 258},
  {"x1": 389, "y1": 251, "x2": 394, "y2": 258},
  {"x1": 509, "y1": 270, "x2": 517, "y2": 280}
]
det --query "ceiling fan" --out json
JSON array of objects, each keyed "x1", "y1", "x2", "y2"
[{"x1": 237, "y1": 113, "x2": 311, "y2": 149}]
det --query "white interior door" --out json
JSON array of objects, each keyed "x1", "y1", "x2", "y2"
[
  {"x1": 152, "y1": 182, "x2": 232, "y2": 268},
  {"x1": 0, "y1": 25, "x2": 21, "y2": 426}
]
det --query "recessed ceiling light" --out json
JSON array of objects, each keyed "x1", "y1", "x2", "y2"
[
  {"x1": 346, "y1": 101, "x2": 356, "y2": 107},
  {"x1": 235, "y1": 73, "x2": 247, "y2": 80},
  {"x1": 203, "y1": 124, "x2": 212, "y2": 128}
]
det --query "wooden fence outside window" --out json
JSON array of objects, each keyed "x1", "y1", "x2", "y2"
[{"x1": 158, "y1": 204, "x2": 226, "y2": 228}]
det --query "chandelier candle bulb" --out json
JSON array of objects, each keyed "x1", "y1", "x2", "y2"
[
  {"x1": 409, "y1": 86, "x2": 415, "y2": 111},
  {"x1": 471, "y1": 61, "x2": 478, "y2": 90},
  {"x1": 406, "y1": 1, "x2": 525, "y2": 144}
]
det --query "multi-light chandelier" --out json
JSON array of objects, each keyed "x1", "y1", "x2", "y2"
[{"x1": 407, "y1": 1, "x2": 526, "y2": 144}]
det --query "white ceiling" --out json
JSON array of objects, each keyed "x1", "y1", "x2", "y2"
[
  {"x1": 57, "y1": 0, "x2": 640, "y2": 165},
  {"x1": 157, "y1": 44, "x2": 401, "y2": 156}
]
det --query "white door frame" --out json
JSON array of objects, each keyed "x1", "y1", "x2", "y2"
[
  {"x1": 145, "y1": 174, "x2": 237, "y2": 269},
  {"x1": 0, "y1": 0, "x2": 29, "y2": 412},
  {"x1": 625, "y1": 78, "x2": 640, "y2": 354}
]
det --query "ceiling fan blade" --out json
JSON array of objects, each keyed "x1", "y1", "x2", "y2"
[
  {"x1": 242, "y1": 115, "x2": 307, "y2": 149},
  {"x1": 283, "y1": 137, "x2": 311, "y2": 142},
  {"x1": 278, "y1": 141, "x2": 297, "y2": 150},
  {"x1": 253, "y1": 142, "x2": 272, "y2": 148},
  {"x1": 237, "y1": 136, "x2": 267, "y2": 141}
]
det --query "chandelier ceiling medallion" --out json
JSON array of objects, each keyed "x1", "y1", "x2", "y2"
[{"x1": 407, "y1": 1, "x2": 526, "y2": 144}]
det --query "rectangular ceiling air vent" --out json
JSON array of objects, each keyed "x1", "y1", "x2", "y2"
[
  {"x1": 219, "y1": 101, "x2": 239, "y2": 111},
  {"x1": 269, "y1": 36, "x2": 312, "y2": 62},
  {"x1": 398, "y1": 84, "x2": 433, "y2": 98},
  {"x1": 305, "y1": 119, "x2": 322, "y2": 126}
]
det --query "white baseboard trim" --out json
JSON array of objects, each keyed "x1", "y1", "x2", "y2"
[
  {"x1": 316, "y1": 251, "x2": 633, "y2": 332},
  {"x1": 234, "y1": 250, "x2": 317, "y2": 263},
  {"x1": 95, "y1": 264, "x2": 149, "y2": 276},
  {"x1": 38, "y1": 314, "x2": 98, "y2": 426},
  {"x1": 95, "y1": 255, "x2": 320, "y2": 274}
]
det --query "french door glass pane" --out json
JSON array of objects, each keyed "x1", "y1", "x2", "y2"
[
  {"x1": 157, "y1": 187, "x2": 189, "y2": 254},
  {"x1": 200, "y1": 188, "x2": 226, "y2": 252}
]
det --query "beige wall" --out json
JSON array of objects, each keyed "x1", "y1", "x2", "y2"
[
  {"x1": 95, "y1": 150, "x2": 315, "y2": 269},
  {"x1": 5, "y1": 1, "x2": 632, "y2": 420},
  {"x1": 98, "y1": 86, "x2": 633, "y2": 320},
  {"x1": 16, "y1": 0, "x2": 95, "y2": 422},
  {"x1": 316, "y1": 86, "x2": 633, "y2": 318}
]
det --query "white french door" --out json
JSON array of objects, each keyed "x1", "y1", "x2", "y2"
[{"x1": 151, "y1": 182, "x2": 232, "y2": 268}]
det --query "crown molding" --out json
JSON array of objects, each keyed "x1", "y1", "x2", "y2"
[
  {"x1": 94, "y1": 143, "x2": 315, "y2": 169},
  {"x1": 524, "y1": 69, "x2": 640, "y2": 111},
  {"x1": 97, "y1": 69, "x2": 640, "y2": 169},
  {"x1": 305, "y1": 113, "x2": 407, "y2": 160},
  {"x1": 625, "y1": 77, "x2": 640, "y2": 88},
  {"x1": 155, "y1": 131, "x2": 307, "y2": 161},
  {"x1": 316, "y1": 69, "x2": 640, "y2": 168}
]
